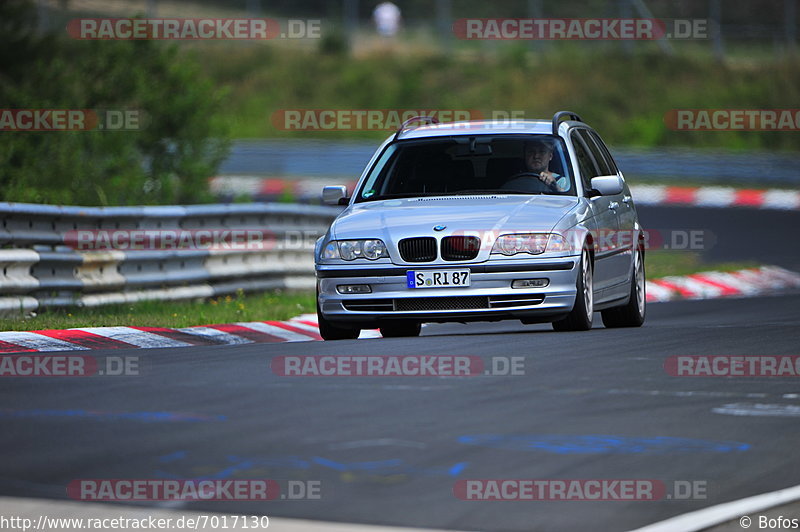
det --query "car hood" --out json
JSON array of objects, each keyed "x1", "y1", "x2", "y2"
[{"x1": 332, "y1": 195, "x2": 580, "y2": 240}]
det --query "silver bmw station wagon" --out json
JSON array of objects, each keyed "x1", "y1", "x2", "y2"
[{"x1": 315, "y1": 111, "x2": 646, "y2": 340}]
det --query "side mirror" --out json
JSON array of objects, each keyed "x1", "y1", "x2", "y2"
[
  {"x1": 588, "y1": 175, "x2": 624, "y2": 197},
  {"x1": 322, "y1": 185, "x2": 349, "y2": 206}
]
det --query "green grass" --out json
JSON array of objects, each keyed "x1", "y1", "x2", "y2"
[
  {"x1": 42, "y1": 0, "x2": 800, "y2": 155},
  {"x1": 645, "y1": 251, "x2": 758, "y2": 278},
  {"x1": 183, "y1": 41, "x2": 800, "y2": 152},
  {"x1": 0, "y1": 253, "x2": 763, "y2": 331},
  {"x1": 0, "y1": 290, "x2": 316, "y2": 332}
]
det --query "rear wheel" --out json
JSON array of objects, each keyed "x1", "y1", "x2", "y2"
[
  {"x1": 379, "y1": 321, "x2": 421, "y2": 338},
  {"x1": 601, "y1": 244, "x2": 646, "y2": 328},
  {"x1": 552, "y1": 247, "x2": 594, "y2": 332},
  {"x1": 317, "y1": 299, "x2": 360, "y2": 341}
]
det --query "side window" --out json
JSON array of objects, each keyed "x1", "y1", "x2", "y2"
[
  {"x1": 570, "y1": 132, "x2": 600, "y2": 191},
  {"x1": 587, "y1": 131, "x2": 619, "y2": 175},
  {"x1": 577, "y1": 129, "x2": 612, "y2": 176}
]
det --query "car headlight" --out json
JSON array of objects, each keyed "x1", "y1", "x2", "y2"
[
  {"x1": 321, "y1": 240, "x2": 389, "y2": 261},
  {"x1": 491, "y1": 233, "x2": 569, "y2": 256},
  {"x1": 322, "y1": 241, "x2": 340, "y2": 259},
  {"x1": 361, "y1": 239, "x2": 388, "y2": 260},
  {"x1": 545, "y1": 233, "x2": 571, "y2": 253}
]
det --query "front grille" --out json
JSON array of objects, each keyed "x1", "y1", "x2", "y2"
[
  {"x1": 343, "y1": 296, "x2": 487, "y2": 312},
  {"x1": 342, "y1": 296, "x2": 539, "y2": 313},
  {"x1": 395, "y1": 296, "x2": 489, "y2": 312},
  {"x1": 488, "y1": 295, "x2": 545, "y2": 309},
  {"x1": 399, "y1": 237, "x2": 437, "y2": 262},
  {"x1": 441, "y1": 236, "x2": 481, "y2": 261},
  {"x1": 343, "y1": 299, "x2": 394, "y2": 311}
]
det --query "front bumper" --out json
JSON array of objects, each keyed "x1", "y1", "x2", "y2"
[{"x1": 316, "y1": 257, "x2": 579, "y2": 325}]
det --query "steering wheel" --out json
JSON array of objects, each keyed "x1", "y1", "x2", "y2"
[{"x1": 507, "y1": 172, "x2": 558, "y2": 193}]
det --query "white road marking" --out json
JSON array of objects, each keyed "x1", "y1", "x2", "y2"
[
  {"x1": 712, "y1": 403, "x2": 800, "y2": 417},
  {"x1": 763, "y1": 189, "x2": 800, "y2": 210},
  {"x1": 694, "y1": 186, "x2": 737, "y2": 207},
  {"x1": 628, "y1": 483, "x2": 800, "y2": 532},
  {"x1": 177, "y1": 326, "x2": 253, "y2": 345},
  {"x1": 75, "y1": 327, "x2": 192, "y2": 348},
  {"x1": 0, "y1": 332, "x2": 89, "y2": 352},
  {"x1": 236, "y1": 322, "x2": 315, "y2": 342},
  {"x1": 284, "y1": 320, "x2": 322, "y2": 334}
]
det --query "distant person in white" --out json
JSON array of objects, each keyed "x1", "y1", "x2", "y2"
[{"x1": 373, "y1": 2, "x2": 401, "y2": 37}]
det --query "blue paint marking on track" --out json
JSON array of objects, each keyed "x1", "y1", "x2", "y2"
[
  {"x1": 448, "y1": 462, "x2": 468, "y2": 476},
  {"x1": 158, "y1": 451, "x2": 188, "y2": 463},
  {"x1": 457, "y1": 434, "x2": 750, "y2": 454},
  {"x1": 153, "y1": 451, "x2": 468, "y2": 479}
]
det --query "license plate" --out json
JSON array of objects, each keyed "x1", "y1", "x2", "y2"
[{"x1": 407, "y1": 269, "x2": 470, "y2": 289}]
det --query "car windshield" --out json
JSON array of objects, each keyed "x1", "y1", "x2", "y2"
[{"x1": 355, "y1": 135, "x2": 576, "y2": 202}]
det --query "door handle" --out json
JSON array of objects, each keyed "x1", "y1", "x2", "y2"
[{"x1": 608, "y1": 201, "x2": 619, "y2": 210}]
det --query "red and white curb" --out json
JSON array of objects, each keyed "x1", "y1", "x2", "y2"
[
  {"x1": 0, "y1": 316, "x2": 381, "y2": 354},
  {"x1": 0, "y1": 266, "x2": 797, "y2": 354},
  {"x1": 211, "y1": 176, "x2": 800, "y2": 211},
  {"x1": 631, "y1": 185, "x2": 800, "y2": 210},
  {"x1": 646, "y1": 265, "x2": 800, "y2": 303}
]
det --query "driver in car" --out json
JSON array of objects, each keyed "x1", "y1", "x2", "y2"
[{"x1": 502, "y1": 139, "x2": 570, "y2": 193}]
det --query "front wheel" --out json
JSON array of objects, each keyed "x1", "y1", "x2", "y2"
[
  {"x1": 601, "y1": 245, "x2": 646, "y2": 328},
  {"x1": 317, "y1": 300, "x2": 360, "y2": 340},
  {"x1": 552, "y1": 247, "x2": 594, "y2": 332},
  {"x1": 379, "y1": 321, "x2": 421, "y2": 338}
]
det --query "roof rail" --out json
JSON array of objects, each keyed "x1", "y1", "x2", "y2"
[
  {"x1": 393, "y1": 116, "x2": 440, "y2": 141},
  {"x1": 552, "y1": 111, "x2": 583, "y2": 136}
]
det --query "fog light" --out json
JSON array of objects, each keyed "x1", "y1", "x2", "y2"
[
  {"x1": 512, "y1": 279, "x2": 549, "y2": 289},
  {"x1": 337, "y1": 284, "x2": 372, "y2": 294}
]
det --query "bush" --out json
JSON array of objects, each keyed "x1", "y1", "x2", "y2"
[{"x1": 0, "y1": 0, "x2": 230, "y2": 205}]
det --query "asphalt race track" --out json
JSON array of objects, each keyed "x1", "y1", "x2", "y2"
[
  {"x1": 1, "y1": 206, "x2": 799, "y2": 532},
  {"x1": 638, "y1": 206, "x2": 800, "y2": 271}
]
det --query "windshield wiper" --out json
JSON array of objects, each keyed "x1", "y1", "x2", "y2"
[
  {"x1": 441, "y1": 189, "x2": 505, "y2": 195},
  {"x1": 359, "y1": 192, "x2": 437, "y2": 201},
  {"x1": 450, "y1": 189, "x2": 547, "y2": 196}
]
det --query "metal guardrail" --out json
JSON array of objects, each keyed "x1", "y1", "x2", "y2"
[{"x1": 0, "y1": 202, "x2": 340, "y2": 317}]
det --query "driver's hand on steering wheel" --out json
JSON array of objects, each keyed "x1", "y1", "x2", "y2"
[{"x1": 537, "y1": 171, "x2": 557, "y2": 187}]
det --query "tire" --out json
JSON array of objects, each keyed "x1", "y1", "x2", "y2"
[
  {"x1": 379, "y1": 321, "x2": 421, "y2": 338},
  {"x1": 601, "y1": 244, "x2": 646, "y2": 328},
  {"x1": 317, "y1": 299, "x2": 360, "y2": 341},
  {"x1": 552, "y1": 247, "x2": 594, "y2": 332}
]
